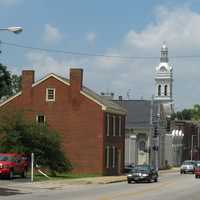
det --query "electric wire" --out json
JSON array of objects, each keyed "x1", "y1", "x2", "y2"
[{"x1": 1, "y1": 41, "x2": 200, "y2": 60}]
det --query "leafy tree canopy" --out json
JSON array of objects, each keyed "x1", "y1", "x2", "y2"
[
  {"x1": 0, "y1": 109, "x2": 72, "y2": 175},
  {"x1": 0, "y1": 63, "x2": 21, "y2": 99},
  {"x1": 171, "y1": 104, "x2": 200, "y2": 121}
]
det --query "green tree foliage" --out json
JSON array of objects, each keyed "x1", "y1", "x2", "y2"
[
  {"x1": 0, "y1": 63, "x2": 21, "y2": 99},
  {"x1": 171, "y1": 104, "x2": 200, "y2": 121},
  {"x1": 0, "y1": 63, "x2": 12, "y2": 98},
  {"x1": 191, "y1": 104, "x2": 200, "y2": 120},
  {"x1": 0, "y1": 109, "x2": 72, "y2": 175}
]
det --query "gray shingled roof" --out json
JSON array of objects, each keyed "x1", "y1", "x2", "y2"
[
  {"x1": 57, "y1": 75, "x2": 127, "y2": 115},
  {"x1": 114, "y1": 100, "x2": 158, "y2": 128}
]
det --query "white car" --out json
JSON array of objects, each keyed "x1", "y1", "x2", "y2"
[{"x1": 180, "y1": 160, "x2": 196, "y2": 174}]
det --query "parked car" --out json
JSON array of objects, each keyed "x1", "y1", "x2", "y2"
[
  {"x1": 195, "y1": 161, "x2": 200, "y2": 168},
  {"x1": 124, "y1": 163, "x2": 135, "y2": 174},
  {"x1": 180, "y1": 160, "x2": 196, "y2": 174},
  {"x1": 0, "y1": 153, "x2": 29, "y2": 179},
  {"x1": 194, "y1": 165, "x2": 200, "y2": 178},
  {"x1": 127, "y1": 164, "x2": 158, "y2": 183}
]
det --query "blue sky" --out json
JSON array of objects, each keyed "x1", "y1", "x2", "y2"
[{"x1": 1, "y1": 0, "x2": 200, "y2": 109}]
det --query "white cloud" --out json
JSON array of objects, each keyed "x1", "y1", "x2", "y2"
[
  {"x1": 43, "y1": 24, "x2": 62, "y2": 45},
  {"x1": 0, "y1": 0, "x2": 22, "y2": 6},
  {"x1": 85, "y1": 32, "x2": 96, "y2": 45},
  {"x1": 27, "y1": 6, "x2": 200, "y2": 109}
]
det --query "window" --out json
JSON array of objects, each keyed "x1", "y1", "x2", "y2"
[
  {"x1": 105, "y1": 146, "x2": 110, "y2": 168},
  {"x1": 106, "y1": 113, "x2": 109, "y2": 136},
  {"x1": 119, "y1": 116, "x2": 122, "y2": 136},
  {"x1": 139, "y1": 141, "x2": 146, "y2": 151},
  {"x1": 36, "y1": 115, "x2": 45, "y2": 123},
  {"x1": 158, "y1": 85, "x2": 161, "y2": 96},
  {"x1": 113, "y1": 116, "x2": 116, "y2": 136},
  {"x1": 112, "y1": 146, "x2": 116, "y2": 168},
  {"x1": 115, "y1": 116, "x2": 119, "y2": 136},
  {"x1": 46, "y1": 88, "x2": 55, "y2": 102},
  {"x1": 164, "y1": 85, "x2": 168, "y2": 96},
  {"x1": 109, "y1": 115, "x2": 113, "y2": 136}
]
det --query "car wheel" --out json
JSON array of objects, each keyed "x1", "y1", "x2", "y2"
[
  {"x1": 154, "y1": 178, "x2": 158, "y2": 182},
  {"x1": 128, "y1": 180, "x2": 131, "y2": 184},
  {"x1": 8, "y1": 170, "x2": 14, "y2": 180},
  {"x1": 195, "y1": 175, "x2": 198, "y2": 179},
  {"x1": 148, "y1": 178, "x2": 152, "y2": 183}
]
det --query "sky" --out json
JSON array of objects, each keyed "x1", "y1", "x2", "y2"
[{"x1": 1, "y1": 0, "x2": 200, "y2": 110}]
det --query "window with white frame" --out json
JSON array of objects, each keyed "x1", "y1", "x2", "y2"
[
  {"x1": 106, "y1": 146, "x2": 110, "y2": 168},
  {"x1": 46, "y1": 88, "x2": 55, "y2": 102},
  {"x1": 119, "y1": 116, "x2": 121, "y2": 136},
  {"x1": 113, "y1": 116, "x2": 116, "y2": 136},
  {"x1": 106, "y1": 113, "x2": 110, "y2": 136},
  {"x1": 36, "y1": 114, "x2": 45, "y2": 123},
  {"x1": 112, "y1": 146, "x2": 115, "y2": 168}
]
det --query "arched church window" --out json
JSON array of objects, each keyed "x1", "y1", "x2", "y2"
[
  {"x1": 158, "y1": 85, "x2": 161, "y2": 96},
  {"x1": 139, "y1": 141, "x2": 146, "y2": 151},
  {"x1": 164, "y1": 85, "x2": 168, "y2": 96}
]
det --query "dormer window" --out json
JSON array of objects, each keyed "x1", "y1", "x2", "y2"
[{"x1": 46, "y1": 88, "x2": 55, "y2": 102}]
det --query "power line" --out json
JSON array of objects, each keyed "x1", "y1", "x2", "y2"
[
  {"x1": 0, "y1": 41, "x2": 158, "y2": 60},
  {"x1": 1, "y1": 40, "x2": 200, "y2": 60}
]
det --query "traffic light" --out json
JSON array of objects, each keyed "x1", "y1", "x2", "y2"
[{"x1": 153, "y1": 126, "x2": 158, "y2": 137}]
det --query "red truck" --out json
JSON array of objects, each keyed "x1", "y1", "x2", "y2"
[{"x1": 0, "y1": 153, "x2": 29, "y2": 179}]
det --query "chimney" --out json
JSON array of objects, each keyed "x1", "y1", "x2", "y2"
[
  {"x1": 69, "y1": 68, "x2": 83, "y2": 108},
  {"x1": 70, "y1": 68, "x2": 83, "y2": 92},
  {"x1": 21, "y1": 70, "x2": 35, "y2": 105}
]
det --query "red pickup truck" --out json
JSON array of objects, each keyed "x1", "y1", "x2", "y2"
[{"x1": 0, "y1": 153, "x2": 29, "y2": 179}]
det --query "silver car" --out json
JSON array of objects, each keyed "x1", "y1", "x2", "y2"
[{"x1": 180, "y1": 160, "x2": 196, "y2": 174}]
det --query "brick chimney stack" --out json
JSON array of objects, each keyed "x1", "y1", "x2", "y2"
[
  {"x1": 21, "y1": 70, "x2": 35, "y2": 105},
  {"x1": 70, "y1": 68, "x2": 83, "y2": 108}
]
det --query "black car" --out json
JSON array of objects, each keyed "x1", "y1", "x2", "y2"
[
  {"x1": 123, "y1": 163, "x2": 135, "y2": 174},
  {"x1": 127, "y1": 164, "x2": 158, "y2": 183}
]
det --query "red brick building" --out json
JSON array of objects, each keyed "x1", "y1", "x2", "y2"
[{"x1": 0, "y1": 68, "x2": 126, "y2": 175}]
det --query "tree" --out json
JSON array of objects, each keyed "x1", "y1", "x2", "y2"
[
  {"x1": 0, "y1": 63, "x2": 21, "y2": 99},
  {"x1": 171, "y1": 104, "x2": 200, "y2": 121},
  {"x1": 0, "y1": 109, "x2": 72, "y2": 175},
  {"x1": 0, "y1": 63, "x2": 12, "y2": 98}
]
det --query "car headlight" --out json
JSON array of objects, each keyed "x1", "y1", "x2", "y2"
[
  {"x1": 142, "y1": 174, "x2": 148, "y2": 177},
  {"x1": 127, "y1": 174, "x2": 132, "y2": 177},
  {"x1": 3, "y1": 165, "x2": 10, "y2": 169}
]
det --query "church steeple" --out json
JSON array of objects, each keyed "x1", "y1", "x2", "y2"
[
  {"x1": 160, "y1": 42, "x2": 168, "y2": 63},
  {"x1": 154, "y1": 42, "x2": 173, "y2": 104}
]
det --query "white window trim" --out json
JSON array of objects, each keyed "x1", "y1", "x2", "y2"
[
  {"x1": 36, "y1": 115, "x2": 46, "y2": 123},
  {"x1": 113, "y1": 116, "x2": 116, "y2": 136},
  {"x1": 46, "y1": 88, "x2": 56, "y2": 102},
  {"x1": 106, "y1": 113, "x2": 109, "y2": 136},
  {"x1": 106, "y1": 146, "x2": 109, "y2": 169},
  {"x1": 119, "y1": 116, "x2": 122, "y2": 136},
  {"x1": 112, "y1": 146, "x2": 115, "y2": 168}
]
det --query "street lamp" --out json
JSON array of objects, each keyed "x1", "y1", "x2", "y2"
[{"x1": 0, "y1": 26, "x2": 23, "y2": 34}]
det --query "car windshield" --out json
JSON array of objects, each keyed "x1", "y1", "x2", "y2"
[
  {"x1": 0, "y1": 155, "x2": 15, "y2": 162},
  {"x1": 183, "y1": 161, "x2": 195, "y2": 165},
  {"x1": 131, "y1": 165, "x2": 151, "y2": 173}
]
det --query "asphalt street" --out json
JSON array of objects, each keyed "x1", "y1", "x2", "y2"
[{"x1": 0, "y1": 172, "x2": 200, "y2": 200}]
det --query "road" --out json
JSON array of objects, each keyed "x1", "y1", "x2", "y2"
[{"x1": 0, "y1": 172, "x2": 200, "y2": 200}]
